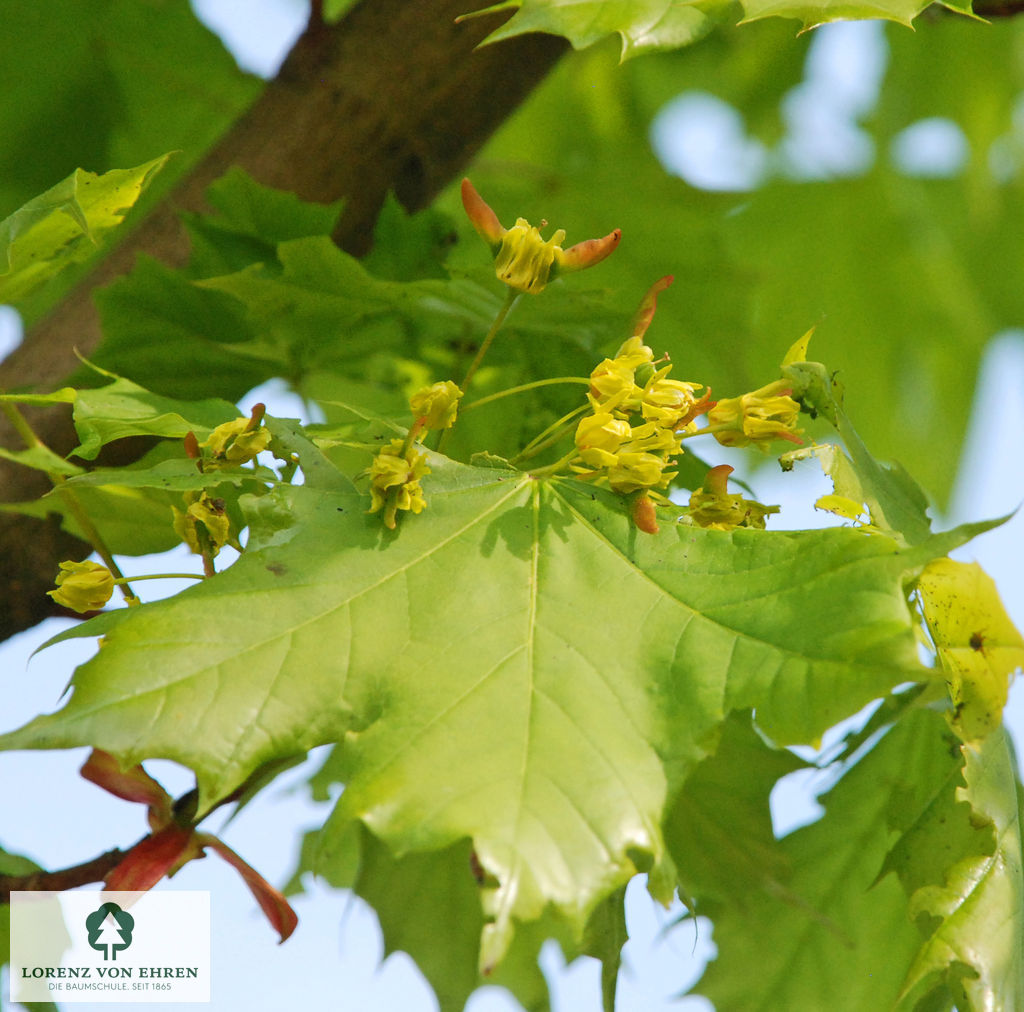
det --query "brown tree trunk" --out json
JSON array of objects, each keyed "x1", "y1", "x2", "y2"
[{"x1": 0, "y1": 0, "x2": 566, "y2": 641}]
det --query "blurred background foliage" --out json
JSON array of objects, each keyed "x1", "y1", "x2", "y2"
[
  {"x1": 3, "y1": 2, "x2": 1023, "y2": 506},
  {"x1": 446, "y1": 13, "x2": 1024, "y2": 505}
]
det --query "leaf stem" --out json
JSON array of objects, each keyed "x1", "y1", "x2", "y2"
[
  {"x1": 113, "y1": 573, "x2": 206, "y2": 584},
  {"x1": 437, "y1": 288, "x2": 521, "y2": 456},
  {"x1": 680, "y1": 424, "x2": 733, "y2": 440},
  {"x1": 195, "y1": 525, "x2": 218, "y2": 579},
  {"x1": 459, "y1": 288, "x2": 520, "y2": 393},
  {"x1": 2, "y1": 401, "x2": 139, "y2": 604},
  {"x1": 0, "y1": 847, "x2": 131, "y2": 904},
  {"x1": 461, "y1": 376, "x2": 590, "y2": 413},
  {"x1": 527, "y1": 449, "x2": 578, "y2": 480},
  {"x1": 511, "y1": 404, "x2": 590, "y2": 465},
  {"x1": 1, "y1": 400, "x2": 41, "y2": 447}
]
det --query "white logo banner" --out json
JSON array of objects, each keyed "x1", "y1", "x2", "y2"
[{"x1": 9, "y1": 890, "x2": 210, "y2": 1003}]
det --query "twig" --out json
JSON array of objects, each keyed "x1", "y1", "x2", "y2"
[
  {"x1": 972, "y1": 0, "x2": 1024, "y2": 14},
  {"x1": 0, "y1": 846, "x2": 134, "y2": 904}
]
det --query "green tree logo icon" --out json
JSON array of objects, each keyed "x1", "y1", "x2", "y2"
[{"x1": 85, "y1": 902, "x2": 135, "y2": 961}]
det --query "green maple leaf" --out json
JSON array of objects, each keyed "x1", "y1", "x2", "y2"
[
  {"x1": 0, "y1": 431, "x2": 983, "y2": 990},
  {"x1": 690, "y1": 709, "x2": 949, "y2": 1009},
  {"x1": 463, "y1": 0, "x2": 974, "y2": 55},
  {"x1": 666, "y1": 710, "x2": 809, "y2": 902},
  {"x1": 738, "y1": 0, "x2": 929, "y2": 28},
  {"x1": 463, "y1": 1, "x2": 729, "y2": 60},
  {"x1": 0, "y1": 156, "x2": 171, "y2": 306},
  {"x1": 690, "y1": 708, "x2": 1024, "y2": 1012}
]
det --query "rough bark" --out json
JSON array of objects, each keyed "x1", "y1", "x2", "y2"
[{"x1": 0, "y1": 0, "x2": 566, "y2": 642}]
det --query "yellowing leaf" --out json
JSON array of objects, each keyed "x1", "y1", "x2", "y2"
[
  {"x1": 0, "y1": 156, "x2": 171, "y2": 305},
  {"x1": 918, "y1": 559, "x2": 1024, "y2": 742},
  {"x1": 781, "y1": 326, "x2": 816, "y2": 367},
  {"x1": 814, "y1": 493, "x2": 865, "y2": 522},
  {"x1": 897, "y1": 729, "x2": 1024, "y2": 1009}
]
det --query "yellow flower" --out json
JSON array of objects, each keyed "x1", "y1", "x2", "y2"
[
  {"x1": 409, "y1": 381, "x2": 463, "y2": 431},
  {"x1": 588, "y1": 339, "x2": 658, "y2": 414},
  {"x1": 173, "y1": 493, "x2": 231, "y2": 555},
  {"x1": 575, "y1": 413, "x2": 632, "y2": 467},
  {"x1": 493, "y1": 218, "x2": 566, "y2": 293},
  {"x1": 620, "y1": 420, "x2": 681, "y2": 456},
  {"x1": 48, "y1": 560, "x2": 115, "y2": 613},
  {"x1": 461, "y1": 178, "x2": 620, "y2": 294},
  {"x1": 641, "y1": 373, "x2": 704, "y2": 430},
  {"x1": 687, "y1": 465, "x2": 780, "y2": 531},
  {"x1": 607, "y1": 451, "x2": 675, "y2": 494},
  {"x1": 366, "y1": 439, "x2": 431, "y2": 530},
  {"x1": 708, "y1": 380, "x2": 802, "y2": 449},
  {"x1": 202, "y1": 418, "x2": 248, "y2": 457},
  {"x1": 588, "y1": 358, "x2": 642, "y2": 412},
  {"x1": 224, "y1": 427, "x2": 271, "y2": 463},
  {"x1": 200, "y1": 412, "x2": 271, "y2": 466},
  {"x1": 611, "y1": 336, "x2": 655, "y2": 370}
]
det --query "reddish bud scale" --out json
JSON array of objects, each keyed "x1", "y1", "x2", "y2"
[
  {"x1": 558, "y1": 229, "x2": 622, "y2": 274},
  {"x1": 630, "y1": 492, "x2": 660, "y2": 534},
  {"x1": 678, "y1": 389, "x2": 716, "y2": 429},
  {"x1": 183, "y1": 431, "x2": 200, "y2": 459},
  {"x1": 705, "y1": 464, "x2": 734, "y2": 497},
  {"x1": 460, "y1": 178, "x2": 504, "y2": 247},
  {"x1": 105, "y1": 825, "x2": 198, "y2": 892},
  {"x1": 630, "y1": 275, "x2": 673, "y2": 340},
  {"x1": 201, "y1": 835, "x2": 298, "y2": 943},
  {"x1": 246, "y1": 402, "x2": 266, "y2": 430},
  {"x1": 80, "y1": 750, "x2": 174, "y2": 829},
  {"x1": 81, "y1": 752, "x2": 297, "y2": 945}
]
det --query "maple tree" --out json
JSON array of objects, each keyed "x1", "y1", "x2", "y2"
[{"x1": 2, "y1": 2, "x2": 1024, "y2": 1010}]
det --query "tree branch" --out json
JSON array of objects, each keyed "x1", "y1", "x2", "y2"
[
  {"x1": 972, "y1": 0, "x2": 1024, "y2": 14},
  {"x1": 1, "y1": 846, "x2": 131, "y2": 905},
  {"x1": 0, "y1": 0, "x2": 566, "y2": 643}
]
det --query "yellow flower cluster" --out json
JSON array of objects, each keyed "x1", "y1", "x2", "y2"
[
  {"x1": 573, "y1": 329, "x2": 709, "y2": 494},
  {"x1": 708, "y1": 379, "x2": 802, "y2": 450},
  {"x1": 363, "y1": 381, "x2": 463, "y2": 529},
  {"x1": 366, "y1": 439, "x2": 430, "y2": 530}
]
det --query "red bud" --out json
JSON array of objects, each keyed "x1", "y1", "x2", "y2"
[{"x1": 631, "y1": 492, "x2": 660, "y2": 534}]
